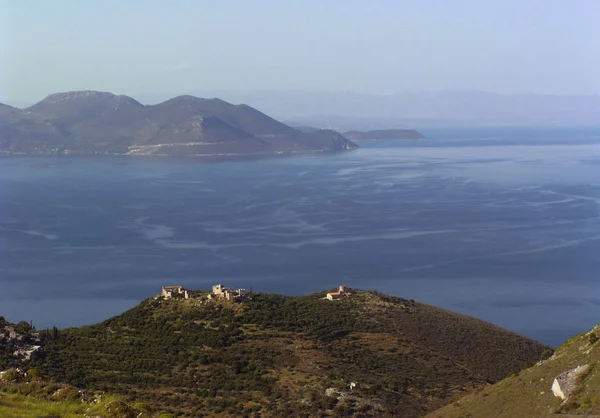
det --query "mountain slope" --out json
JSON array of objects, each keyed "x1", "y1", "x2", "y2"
[
  {"x1": 0, "y1": 380, "x2": 151, "y2": 418},
  {"x1": 0, "y1": 91, "x2": 358, "y2": 156},
  {"x1": 148, "y1": 95, "x2": 297, "y2": 137},
  {"x1": 427, "y1": 325, "x2": 600, "y2": 417},
  {"x1": 1, "y1": 317, "x2": 158, "y2": 417},
  {"x1": 0, "y1": 104, "x2": 64, "y2": 153},
  {"x1": 35, "y1": 289, "x2": 547, "y2": 417},
  {"x1": 25, "y1": 91, "x2": 149, "y2": 153}
]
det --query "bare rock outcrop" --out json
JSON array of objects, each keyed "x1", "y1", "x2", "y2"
[{"x1": 551, "y1": 364, "x2": 589, "y2": 400}]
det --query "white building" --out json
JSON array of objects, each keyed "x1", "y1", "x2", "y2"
[
  {"x1": 326, "y1": 285, "x2": 349, "y2": 301},
  {"x1": 210, "y1": 284, "x2": 247, "y2": 301}
]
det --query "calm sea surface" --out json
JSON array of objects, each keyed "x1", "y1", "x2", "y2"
[{"x1": 2, "y1": 127, "x2": 600, "y2": 347}]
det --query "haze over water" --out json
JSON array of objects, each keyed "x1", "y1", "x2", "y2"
[{"x1": 2, "y1": 127, "x2": 600, "y2": 347}]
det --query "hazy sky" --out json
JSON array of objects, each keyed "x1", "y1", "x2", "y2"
[{"x1": 2, "y1": 0, "x2": 600, "y2": 103}]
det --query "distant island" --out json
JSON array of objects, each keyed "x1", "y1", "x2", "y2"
[
  {"x1": 0, "y1": 91, "x2": 359, "y2": 157},
  {"x1": 342, "y1": 129, "x2": 425, "y2": 141}
]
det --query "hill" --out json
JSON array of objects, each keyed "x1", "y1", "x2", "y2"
[
  {"x1": 342, "y1": 129, "x2": 425, "y2": 141},
  {"x1": 0, "y1": 91, "x2": 358, "y2": 157},
  {"x1": 427, "y1": 325, "x2": 600, "y2": 417},
  {"x1": 29, "y1": 288, "x2": 547, "y2": 417}
]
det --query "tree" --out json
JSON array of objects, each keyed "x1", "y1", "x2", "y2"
[{"x1": 15, "y1": 321, "x2": 32, "y2": 335}]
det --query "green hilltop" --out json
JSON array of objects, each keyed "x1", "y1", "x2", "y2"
[{"x1": 11, "y1": 287, "x2": 547, "y2": 417}]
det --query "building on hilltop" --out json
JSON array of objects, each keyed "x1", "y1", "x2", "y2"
[
  {"x1": 327, "y1": 291, "x2": 342, "y2": 301},
  {"x1": 212, "y1": 284, "x2": 226, "y2": 295},
  {"x1": 209, "y1": 284, "x2": 247, "y2": 302},
  {"x1": 161, "y1": 285, "x2": 189, "y2": 299},
  {"x1": 326, "y1": 285, "x2": 349, "y2": 301}
]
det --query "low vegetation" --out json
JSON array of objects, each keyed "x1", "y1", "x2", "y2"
[
  {"x1": 427, "y1": 325, "x2": 600, "y2": 417},
  {"x1": 0, "y1": 374, "x2": 152, "y2": 418}
]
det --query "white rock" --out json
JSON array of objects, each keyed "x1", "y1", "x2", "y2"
[{"x1": 551, "y1": 364, "x2": 589, "y2": 400}]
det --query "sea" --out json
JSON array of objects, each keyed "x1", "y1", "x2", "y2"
[{"x1": 2, "y1": 126, "x2": 600, "y2": 347}]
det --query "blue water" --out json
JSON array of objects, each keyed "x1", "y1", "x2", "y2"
[{"x1": 2, "y1": 127, "x2": 600, "y2": 347}]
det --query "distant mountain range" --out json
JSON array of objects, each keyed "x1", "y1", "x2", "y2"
[
  {"x1": 342, "y1": 129, "x2": 424, "y2": 141},
  {"x1": 0, "y1": 91, "x2": 357, "y2": 157},
  {"x1": 128, "y1": 89, "x2": 600, "y2": 129}
]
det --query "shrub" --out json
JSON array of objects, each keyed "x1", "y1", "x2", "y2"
[
  {"x1": 1, "y1": 370, "x2": 18, "y2": 381},
  {"x1": 540, "y1": 349, "x2": 553, "y2": 361},
  {"x1": 27, "y1": 368, "x2": 44, "y2": 379},
  {"x1": 132, "y1": 401, "x2": 152, "y2": 413}
]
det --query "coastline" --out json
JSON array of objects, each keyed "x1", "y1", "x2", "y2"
[{"x1": 0, "y1": 146, "x2": 359, "y2": 163}]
